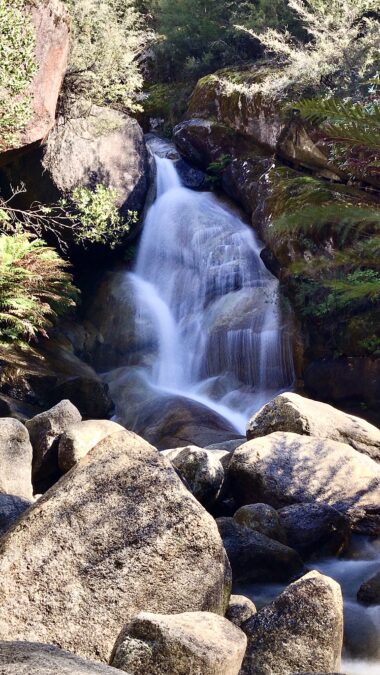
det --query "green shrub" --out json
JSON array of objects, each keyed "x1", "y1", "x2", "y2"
[
  {"x1": 236, "y1": 0, "x2": 380, "y2": 97},
  {"x1": 0, "y1": 0, "x2": 37, "y2": 150}
]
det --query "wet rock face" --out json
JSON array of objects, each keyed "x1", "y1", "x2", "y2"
[
  {"x1": 0, "y1": 430, "x2": 230, "y2": 662},
  {"x1": 110, "y1": 611, "x2": 247, "y2": 675},
  {"x1": 304, "y1": 357, "x2": 380, "y2": 414},
  {"x1": 127, "y1": 394, "x2": 242, "y2": 450},
  {"x1": 228, "y1": 432, "x2": 380, "y2": 535},
  {"x1": 240, "y1": 571, "x2": 344, "y2": 675},
  {"x1": 247, "y1": 392, "x2": 380, "y2": 462},
  {"x1": 0, "y1": 642, "x2": 121, "y2": 674},
  {"x1": 216, "y1": 517, "x2": 304, "y2": 583},
  {"x1": 357, "y1": 570, "x2": 380, "y2": 606}
]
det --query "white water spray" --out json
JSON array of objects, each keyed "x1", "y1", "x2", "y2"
[{"x1": 117, "y1": 153, "x2": 294, "y2": 434}]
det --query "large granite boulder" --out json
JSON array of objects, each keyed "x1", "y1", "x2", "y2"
[
  {"x1": 216, "y1": 517, "x2": 304, "y2": 583},
  {"x1": 240, "y1": 571, "x2": 343, "y2": 675},
  {"x1": 0, "y1": 430, "x2": 230, "y2": 661},
  {"x1": 58, "y1": 419, "x2": 124, "y2": 473},
  {"x1": 110, "y1": 611, "x2": 247, "y2": 675},
  {"x1": 43, "y1": 104, "x2": 149, "y2": 215},
  {"x1": 278, "y1": 503, "x2": 351, "y2": 559},
  {"x1": 228, "y1": 432, "x2": 380, "y2": 534},
  {"x1": 247, "y1": 393, "x2": 380, "y2": 461},
  {"x1": 0, "y1": 642, "x2": 121, "y2": 674},
  {"x1": 25, "y1": 400, "x2": 82, "y2": 492},
  {"x1": 0, "y1": 418, "x2": 33, "y2": 500}
]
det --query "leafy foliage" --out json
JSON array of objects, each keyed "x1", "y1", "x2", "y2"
[
  {"x1": 0, "y1": 183, "x2": 137, "y2": 251},
  {"x1": 236, "y1": 0, "x2": 380, "y2": 97},
  {"x1": 0, "y1": 0, "x2": 37, "y2": 150},
  {"x1": 63, "y1": 0, "x2": 153, "y2": 111},
  {"x1": 0, "y1": 234, "x2": 78, "y2": 350},
  {"x1": 68, "y1": 185, "x2": 138, "y2": 248}
]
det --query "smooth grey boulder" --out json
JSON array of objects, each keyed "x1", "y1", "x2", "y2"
[
  {"x1": 0, "y1": 430, "x2": 230, "y2": 662},
  {"x1": 240, "y1": 571, "x2": 343, "y2": 675},
  {"x1": 247, "y1": 392, "x2": 380, "y2": 461},
  {"x1": 110, "y1": 611, "x2": 247, "y2": 675},
  {"x1": 0, "y1": 642, "x2": 122, "y2": 674},
  {"x1": 357, "y1": 570, "x2": 380, "y2": 605},
  {"x1": 0, "y1": 418, "x2": 33, "y2": 500},
  {"x1": 229, "y1": 432, "x2": 380, "y2": 534},
  {"x1": 278, "y1": 503, "x2": 351, "y2": 559},
  {"x1": 216, "y1": 517, "x2": 304, "y2": 583},
  {"x1": 234, "y1": 503, "x2": 287, "y2": 544},
  {"x1": 0, "y1": 495, "x2": 31, "y2": 538},
  {"x1": 164, "y1": 445, "x2": 225, "y2": 507},
  {"x1": 26, "y1": 400, "x2": 82, "y2": 491},
  {"x1": 58, "y1": 419, "x2": 124, "y2": 473},
  {"x1": 43, "y1": 104, "x2": 149, "y2": 216},
  {"x1": 226, "y1": 595, "x2": 257, "y2": 628}
]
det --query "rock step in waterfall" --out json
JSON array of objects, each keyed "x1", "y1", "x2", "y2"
[{"x1": 102, "y1": 145, "x2": 295, "y2": 447}]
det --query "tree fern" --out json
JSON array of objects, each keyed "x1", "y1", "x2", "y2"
[
  {"x1": 293, "y1": 98, "x2": 380, "y2": 151},
  {"x1": 0, "y1": 234, "x2": 78, "y2": 351}
]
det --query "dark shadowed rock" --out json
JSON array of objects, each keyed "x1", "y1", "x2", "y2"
[
  {"x1": 228, "y1": 432, "x2": 380, "y2": 534},
  {"x1": 0, "y1": 430, "x2": 230, "y2": 661},
  {"x1": 0, "y1": 418, "x2": 33, "y2": 501},
  {"x1": 278, "y1": 503, "x2": 351, "y2": 559},
  {"x1": 234, "y1": 503, "x2": 287, "y2": 544},
  {"x1": 0, "y1": 495, "x2": 31, "y2": 538},
  {"x1": 0, "y1": 642, "x2": 121, "y2": 674},
  {"x1": 357, "y1": 570, "x2": 380, "y2": 606},
  {"x1": 226, "y1": 595, "x2": 257, "y2": 628},
  {"x1": 50, "y1": 377, "x2": 114, "y2": 420},
  {"x1": 216, "y1": 517, "x2": 304, "y2": 583},
  {"x1": 110, "y1": 611, "x2": 247, "y2": 675},
  {"x1": 25, "y1": 400, "x2": 81, "y2": 492},
  {"x1": 246, "y1": 393, "x2": 380, "y2": 462},
  {"x1": 240, "y1": 571, "x2": 343, "y2": 675}
]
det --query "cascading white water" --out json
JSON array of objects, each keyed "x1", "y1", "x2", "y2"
[{"x1": 123, "y1": 153, "x2": 294, "y2": 434}]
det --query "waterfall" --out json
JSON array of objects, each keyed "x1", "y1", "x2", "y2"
[{"x1": 114, "y1": 153, "x2": 294, "y2": 435}]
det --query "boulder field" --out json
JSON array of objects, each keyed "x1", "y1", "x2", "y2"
[{"x1": 0, "y1": 391, "x2": 377, "y2": 673}]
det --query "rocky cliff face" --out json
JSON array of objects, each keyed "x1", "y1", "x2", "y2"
[
  {"x1": 173, "y1": 67, "x2": 380, "y2": 416},
  {"x1": 1, "y1": 0, "x2": 70, "y2": 160}
]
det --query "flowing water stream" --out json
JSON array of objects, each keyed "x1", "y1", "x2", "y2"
[
  {"x1": 103, "y1": 143, "x2": 379, "y2": 674},
  {"x1": 109, "y1": 149, "x2": 294, "y2": 435}
]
